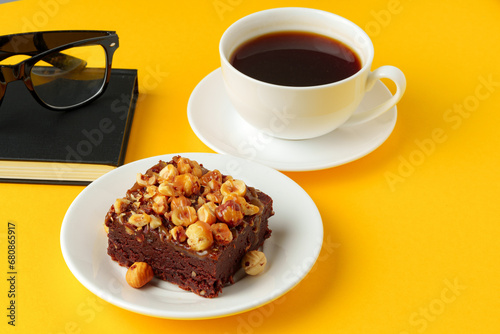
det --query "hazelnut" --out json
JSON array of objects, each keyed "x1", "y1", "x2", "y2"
[
  {"x1": 152, "y1": 195, "x2": 168, "y2": 215},
  {"x1": 173, "y1": 173, "x2": 200, "y2": 197},
  {"x1": 113, "y1": 198, "x2": 131, "y2": 214},
  {"x1": 211, "y1": 223, "x2": 233, "y2": 245},
  {"x1": 158, "y1": 164, "x2": 178, "y2": 182},
  {"x1": 207, "y1": 179, "x2": 222, "y2": 193},
  {"x1": 132, "y1": 201, "x2": 141, "y2": 210},
  {"x1": 206, "y1": 192, "x2": 223, "y2": 204},
  {"x1": 215, "y1": 200, "x2": 244, "y2": 227},
  {"x1": 186, "y1": 221, "x2": 213, "y2": 251},
  {"x1": 222, "y1": 193, "x2": 259, "y2": 216},
  {"x1": 126, "y1": 262, "x2": 154, "y2": 288},
  {"x1": 197, "y1": 195, "x2": 206, "y2": 207},
  {"x1": 149, "y1": 215, "x2": 163, "y2": 229},
  {"x1": 242, "y1": 251, "x2": 267, "y2": 275},
  {"x1": 197, "y1": 202, "x2": 217, "y2": 225},
  {"x1": 136, "y1": 173, "x2": 156, "y2": 187},
  {"x1": 202, "y1": 179, "x2": 222, "y2": 197},
  {"x1": 128, "y1": 213, "x2": 151, "y2": 227},
  {"x1": 176, "y1": 157, "x2": 193, "y2": 174},
  {"x1": 190, "y1": 160, "x2": 203, "y2": 178},
  {"x1": 170, "y1": 226, "x2": 187, "y2": 242},
  {"x1": 128, "y1": 192, "x2": 142, "y2": 202},
  {"x1": 170, "y1": 195, "x2": 191, "y2": 211},
  {"x1": 200, "y1": 169, "x2": 222, "y2": 186},
  {"x1": 223, "y1": 175, "x2": 234, "y2": 182},
  {"x1": 220, "y1": 179, "x2": 246, "y2": 197},
  {"x1": 171, "y1": 206, "x2": 198, "y2": 226},
  {"x1": 158, "y1": 182, "x2": 176, "y2": 197},
  {"x1": 242, "y1": 203, "x2": 260, "y2": 216},
  {"x1": 143, "y1": 185, "x2": 158, "y2": 199}
]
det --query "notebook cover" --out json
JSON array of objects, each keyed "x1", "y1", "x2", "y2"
[{"x1": 0, "y1": 68, "x2": 138, "y2": 183}]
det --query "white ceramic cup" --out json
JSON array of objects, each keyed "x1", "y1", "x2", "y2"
[{"x1": 220, "y1": 7, "x2": 406, "y2": 140}]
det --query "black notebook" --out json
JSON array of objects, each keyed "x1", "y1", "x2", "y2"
[{"x1": 0, "y1": 68, "x2": 138, "y2": 185}]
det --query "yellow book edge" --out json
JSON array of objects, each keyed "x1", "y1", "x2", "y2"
[{"x1": 0, "y1": 160, "x2": 115, "y2": 183}]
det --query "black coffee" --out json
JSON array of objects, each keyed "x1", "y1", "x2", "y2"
[{"x1": 230, "y1": 31, "x2": 362, "y2": 87}]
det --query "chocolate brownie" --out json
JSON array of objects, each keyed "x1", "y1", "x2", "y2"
[{"x1": 105, "y1": 156, "x2": 273, "y2": 298}]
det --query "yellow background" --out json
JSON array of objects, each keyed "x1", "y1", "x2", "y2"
[{"x1": 1, "y1": 0, "x2": 500, "y2": 333}]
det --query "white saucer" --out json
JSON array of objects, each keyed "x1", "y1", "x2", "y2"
[
  {"x1": 188, "y1": 68, "x2": 398, "y2": 171},
  {"x1": 61, "y1": 153, "x2": 323, "y2": 319}
]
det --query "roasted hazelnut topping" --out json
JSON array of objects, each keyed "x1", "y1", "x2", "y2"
[
  {"x1": 114, "y1": 156, "x2": 265, "y2": 251},
  {"x1": 206, "y1": 192, "x2": 223, "y2": 204},
  {"x1": 172, "y1": 206, "x2": 198, "y2": 227},
  {"x1": 215, "y1": 200, "x2": 244, "y2": 227},
  {"x1": 186, "y1": 221, "x2": 213, "y2": 251},
  {"x1": 170, "y1": 226, "x2": 187, "y2": 242},
  {"x1": 173, "y1": 173, "x2": 200, "y2": 197},
  {"x1": 152, "y1": 195, "x2": 168, "y2": 215},
  {"x1": 211, "y1": 223, "x2": 233, "y2": 245},
  {"x1": 136, "y1": 173, "x2": 156, "y2": 187},
  {"x1": 221, "y1": 179, "x2": 246, "y2": 197},
  {"x1": 170, "y1": 195, "x2": 191, "y2": 211},
  {"x1": 158, "y1": 164, "x2": 178, "y2": 182},
  {"x1": 128, "y1": 213, "x2": 151, "y2": 227},
  {"x1": 149, "y1": 215, "x2": 163, "y2": 229},
  {"x1": 200, "y1": 169, "x2": 223, "y2": 186},
  {"x1": 144, "y1": 185, "x2": 158, "y2": 199},
  {"x1": 158, "y1": 182, "x2": 176, "y2": 197},
  {"x1": 113, "y1": 198, "x2": 130, "y2": 214},
  {"x1": 176, "y1": 157, "x2": 194, "y2": 175},
  {"x1": 222, "y1": 193, "x2": 260, "y2": 215},
  {"x1": 190, "y1": 160, "x2": 203, "y2": 178},
  {"x1": 197, "y1": 202, "x2": 217, "y2": 225}
]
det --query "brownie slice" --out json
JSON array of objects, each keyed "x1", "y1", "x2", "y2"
[{"x1": 105, "y1": 156, "x2": 273, "y2": 298}]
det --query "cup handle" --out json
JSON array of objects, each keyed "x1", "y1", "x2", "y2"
[{"x1": 341, "y1": 65, "x2": 406, "y2": 126}]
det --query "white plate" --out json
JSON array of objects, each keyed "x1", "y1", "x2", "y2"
[
  {"x1": 188, "y1": 68, "x2": 398, "y2": 171},
  {"x1": 61, "y1": 153, "x2": 323, "y2": 319}
]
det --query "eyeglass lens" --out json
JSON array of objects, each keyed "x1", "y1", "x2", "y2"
[{"x1": 30, "y1": 44, "x2": 107, "y2": 108}]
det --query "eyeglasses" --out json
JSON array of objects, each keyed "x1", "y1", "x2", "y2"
[{"x1": 0, "y1": 30, "x2": 119, "y2": 111}]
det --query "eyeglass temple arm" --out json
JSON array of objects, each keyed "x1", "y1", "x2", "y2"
[
  {"x1": 0, "y1": 52, "x2": 87, "y2": 72},
  {"x1": 40, "y1": 52, "x2": 87, "y2": 72},
  {"x1": 29, "y1": 53, "x2": 89, "y2": 85}
]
